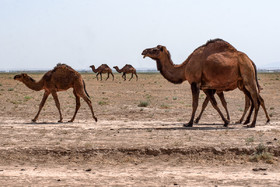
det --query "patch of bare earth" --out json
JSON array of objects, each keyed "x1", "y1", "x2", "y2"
[{"x1": 0, "y1": 73, "x2": 280, "y2": 186}]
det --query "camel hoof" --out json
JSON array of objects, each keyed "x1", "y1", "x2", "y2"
[
  {"x1": 31, "y1": 119, "x2": 37, "y2": 123},
  {"x1": 246, "y1": 125, "x2": 255, "y2": 128},
  {"x1": 58, "y1": 120, "x2": 63, "y2": 123},
  {"x1": 68, "y1": 120, "x2": 74, "y2": 123},
  {"x1": 223, "y1": 120, "x2": 230, "y2": 127},
  {"x1": 194, "y1": 118, "x2": 200, "y2": 124},
  {"x1": 243, "y1": 120, "x2": 250, "y2": 125},
  {"x1": 94, "y1": 117, "x2": 98, "y2": 122},
  {"x1": 183, "y1": 123, "x2": 193, "y2": 127}
]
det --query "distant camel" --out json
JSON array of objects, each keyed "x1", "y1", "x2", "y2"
[
  {"x1": 113, "y1": 64, "x2": 138, "y2": 81},
  {"x1": 14, "y1": 64, "x2": 98, "y2": 123},
  {"x1": 142, "y1": 39, "x2": 268, "y2": 128},
  {"x1": 90, "y1": 64, "x2": 114, "y2": 81}
]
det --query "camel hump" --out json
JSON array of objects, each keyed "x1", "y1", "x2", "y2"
[
  {"x1": 101, "y1": 64, "x2": 110, "y2": 68},
  {"x1": 204, "y1": 38, "x2": 237, "y2": 52}
]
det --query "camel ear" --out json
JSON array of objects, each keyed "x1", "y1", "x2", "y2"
[
  {"x1": 157, "y1": 45, "x2": 164, "y2": 51},
  {"x1": 22, "y1": 73, "x2": 27, "y2": 77}
]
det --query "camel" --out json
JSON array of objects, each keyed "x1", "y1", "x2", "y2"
[
  {"x1": 14, "y1": 63, "x2": 98, "y2": 123},
  {"x1": 113, "y1": 64, "x2": 138, "y2": 81},
  {"x1": 90, "y1": 64, "x2": 114, "y2": 81},
  {"x1": 142, "y1": 39, "x2": 267, "y2": 128}
]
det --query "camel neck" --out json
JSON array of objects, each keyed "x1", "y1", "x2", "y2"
[
  {"x1": 156, "y1": 56, "x2": 187, "y2": 84},
  {"x1": 115, "y1": 67, "x2": 122, "y2": 73},
  {"x1": 22, "y1": 77, "x2": 44, "y2": 91}
]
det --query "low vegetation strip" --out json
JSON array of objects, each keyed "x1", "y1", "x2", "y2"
[{"x1": 1, "y1": 145, "x2": 279, "y2": 163}]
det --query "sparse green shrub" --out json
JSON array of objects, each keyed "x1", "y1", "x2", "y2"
[
  {"x1": 98, "y1": 101, "x2": 108, "y2": 106},
  {"x1": 24, "y1": 96, "x2": 32, "y2": 101},
  {"x1": 138, "y1": 101, "x2": 149, "y2": 107},
  {"x1": 249, "y1": 143, "x2": 274, "y2": 164},
  {"x1": 160, "y1": 104, "x2": 169, "y2": 109},
  {"x1": 172, "y1": 97, "x2": 177, "y2": 100},
  {"x1": 8, "y1": 88, "x2": 14, "y2": 91}
]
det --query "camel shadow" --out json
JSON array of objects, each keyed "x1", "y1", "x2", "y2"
[
  {"x1": 21, "y1": 121, "x2": 71, "y2": 125},
  {"x1": 118, "y1": 123, "x2": 235, "y2": 131}
]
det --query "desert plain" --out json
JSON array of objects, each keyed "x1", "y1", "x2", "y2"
[{"x1": 0, "y1": 72, "x2": 279, "y2": 186}]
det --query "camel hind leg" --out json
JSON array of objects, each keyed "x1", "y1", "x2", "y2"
[
  {"x1": 236, "y1": 95, "x2": 251, "y2": 124},
  {"x1": 259, "y1": 95, "x2": 270, "y2": 123},
  {"x1": 75, "y1": 82, "x2": 97, "y2": 122},
  {"x1": 51, "y1": 91, "x2": 63, "y2": 122},
  {"x1": 68, "y1": 90, "x2": 81, "y2": 122},
  {"x1": 111, "y1": 72, "x2": 114, "y2": 81},
  {"x1": 129, "y1": 73, "x2": 134, "y2": 81},
  {"x1": 32, "y1": 91, "x2": 50, "y2": 122},
  {"x1": 135, "y1": 72, "x2": 138, "y2": 81},
  {"x1": 194, "y1": 95, "x2": 210, "y2": 124},
  {"x1": 105, "y1": 73, "x2": 110, "y2": 80}
]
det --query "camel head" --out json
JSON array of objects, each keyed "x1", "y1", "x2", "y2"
[
  {"x1": 89, "y1": 65, "x2": 95, "y2": 70},
  {"x1": 14, "y1": 73, "x2": 34, "y2": 83},
  {"x1": 142, "y1": 45, "x2": 170, "y2": 60},
  {"x1": 113, "y1": 66, "x2": 118, "y2": 70}
]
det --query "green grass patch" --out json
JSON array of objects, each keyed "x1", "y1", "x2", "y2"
[{"x1": 138, "y1": 101, "x2": 149, "y2": 107}]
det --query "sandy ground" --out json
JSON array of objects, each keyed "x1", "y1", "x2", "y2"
[{"x1": 0, "y1": 72, "x2": 280, "y2": 186}]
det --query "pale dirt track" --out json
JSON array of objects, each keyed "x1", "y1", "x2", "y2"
[{"x1": 0, "y1": 72, "x2": 280, "y2": 186}]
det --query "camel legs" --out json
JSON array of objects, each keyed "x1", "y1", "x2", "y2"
[
  {"x1": 129, "y1": 73, "x2": 134, "y2": 81},
  {"x1": 80, "y1": 93, "x2": 97, "y2": 122},
  {"x1": 243, "y1": 94, "x2": 270, "y2": 124},
  {"x1": 242, "y1": 87, "x2": 260, "y2": 128},
  {"x1": 195, "y1": 92, "x2": 229, "y2": 124},
  {"x1": 96, "y1": 72, "x2": 100, "y2": 80},
  {"x1": 194, "y1": 96, "x2": 210, "y2": 124},
  {"x1": 122, "y1": 73, "x2": 126, "y2": 81},
  {"x1": 32, "y1": 91, "x2": 50, "y2": 122},
  {"x1": 204, "y1": 89, "x2": 229, "y2": 127},
  {"x1": 236, "y1": 95, "x2": 251, "y2": 124},
  {"x1": 52, "y1": 91, "x2": 63, "y2": 122},
  {"x1": 105, "y1": 73, "x2": 110, "y2": 81},
  {"x1": 110, "y1": 73, "x2": 114, "y2": 81},
  {"x1": 135, "y1": 73, "x2": 138, "y2": 81},
  {"x1": 69, "y1": 90, "x2": 81, "y2": 122},
  {"x1": 184, "y1": 83, "x2": 200, "y2": 127}
]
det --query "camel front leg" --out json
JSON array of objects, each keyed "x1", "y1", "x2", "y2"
[
  {"x1": 32, "y1": 91, "x2": 50, "y2": 122},
  {"x1": 135, "y1": 73, "x2": 138, "y2": 81},
  {"x1": 217, "y1": 92, "x2": 230, "y2": 121},
  {"x1": 96, "y1": 72, "x2": 100, "y2": 80},
  {"x1": 129, "y1": 73, "x2": 134, "y2": 81},
  {"x1": 194, "y1": 95, "x2": 210, "y2": 124},
  {"x1": 69, "y1": 90, "x2": 80, "y2": 122},
  {"x1": 52, "y1": 91, "x2": 63, "y2": 123},
  {"x1": 184, "y1": 83, "x2": 200, "y2": 127},
  {"x1": 105, "y1": 73, "x2": 110, "y2": 80},
  {"x1": 122, "y1": 73, "x2": 126, "y2": 81},
  {"x1": 204, "y1": 89, "x2": 229, "y2": 127}
]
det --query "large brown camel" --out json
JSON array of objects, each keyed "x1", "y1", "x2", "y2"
[
  {"x1": 14, "y1": 64, "x2": 98, "y2": 123},
  {"x1": 113, "y1": 64, "x2": 138, "y2": 81},
  {"x1": 142, "y1": 39, "x2": 267, "y2": 128},
  {"x1": 90, "y1": 64, "x2": 114, "y2": 81}
]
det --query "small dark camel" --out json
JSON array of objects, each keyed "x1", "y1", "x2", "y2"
[
  {"x1": 14, "y1": 64, "x2": 98, "y2": 123},
  {"x1": 113, "y1": 64, "x2": 138, "y2": 81},
  {"x1": 142, "y1": 39, "x2": 268, "y2": 128},
  {"x1": 90, "y1": 64, "x2": 114, "y2": 81}
]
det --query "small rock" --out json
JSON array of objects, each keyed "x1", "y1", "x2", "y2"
[
  {"x1": 266, "y1": 141, "x2": 272, "y2": 144},
  {"x1": 274, "y1": 138, "x2": 277, "y2": 141},
  {"x1": 57, "y1": 179, "x2": 61, "y2": 181},
  {"x1": 20, "y1": 169, "x2": 25, "y2": 171},
  {"x1": 85, "y1": 168, "x2": 92, "y2": 172}
]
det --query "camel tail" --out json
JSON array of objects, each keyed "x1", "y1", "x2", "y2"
[
  {"x1": 251, "y1": 60, "x2": 262, "y2": 93},
  {"x1": 83, "y1": 80, "x2": 90, "y2": 98}
]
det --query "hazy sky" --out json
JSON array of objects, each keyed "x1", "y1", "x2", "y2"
[{"x1": 1, "y1": 0, "x2": 280, "y2": 71}]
